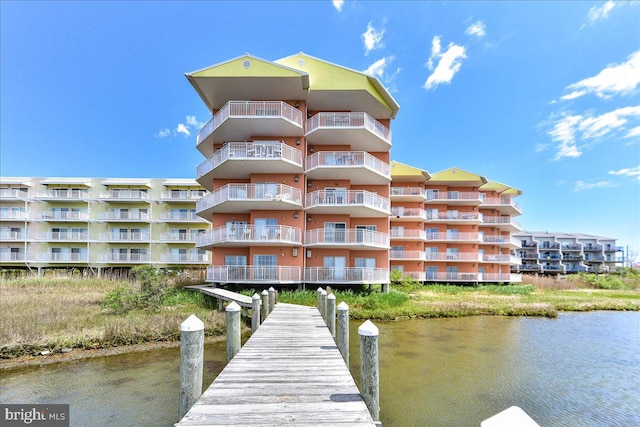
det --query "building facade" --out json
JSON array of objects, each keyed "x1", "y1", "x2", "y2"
[
  {"x1": 0, "y1": 177, "x2": 210, "y2": 275},
  {"x1": 513, "y1": 231, "x2": 623, "y2": 274},
  {"x1": 390, "y1": 162, "x2": 523, "y2": 283},
  {"x1": 188, "y1": 53, "x2": 398, "y2": 287}
]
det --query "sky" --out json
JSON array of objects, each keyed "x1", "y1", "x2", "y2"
[{"x1": 1, "y1": 1, "x2": 639, "y2": 255}]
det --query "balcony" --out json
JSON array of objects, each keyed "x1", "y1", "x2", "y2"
[
  {"x1": 390, "y1": 208, "x2": 427, "y2": 221},
  {"x1": 482, "y1": 216, "x2": 522, "y2": 232},
  {"x1": 482, "y1": 196, "x2": 523, "y2": 216},
  {"x1": 521, "y1": 252, "x2": 538, "y2": 260},
  {"x1": 426, "y1": 212, "x2": 483, "y2": 225},
  {"x1": 0, "y1": 189, "x2": 29, "y2": 199},
  {"x1": 98, "y1": 211, "x2": 149, "y2": 221},
  {"x1": 0, "y1": 211, "x2": 28, "y2": 220},
  {"x1": 425, "y1": 191, "x2": 483, "y2": 206},
  {"x1": 479, "y1": 273, "x2": 522, "y2": 283},
  {"x1": 36, "y1": 253, "x2": 88, "y2": 262},
  {"x1": 159, "y1": 233, "x2": 197, "y2": 243},
  {"x1": 390, "y1": 187, "x2": 426, "y2": 202},
  {"x1": 197, "y1": 184, "x2": 302, "y2": 217},
  {"x1": 425, "y1": 232, "x2": 482, "y2": 243},
  {"x1": 424, "y1": 272, "x2": 478, "y2": 282},
  {"x1": 197, "y1": 142, "x2": 303, "y2": 187},
  {"x1": 0, "y1": 231, "x2": 25, "y2": 240},
  {"x1": 390, "y1": 229, "x2": 426, "y2": 240},
  {"x1": 389, "y1": 250, "x2": 425, "y2": 261},
  {"x1": 482, "y1": 235, "x2": 522, "y2": 249},
  {"x1": 305, "y1": 112, "x2": 391, "y2": 152},
  {"x1": 305, "y1": 229, "x2": 389, "y2": 250},
  {"x1": 584, "y1": 256, "x2": 606, "y2": 262},
  {"x1": 160, "y1": 253, "x2": 209, "y2": 264},
  {"x1": 305, "y1": 190, "x2": 390, "y2": 217},
  {"x1": 560, "y1": 244, "x2": 582, "y2": 251},
  {"x1": 160, "y1": 212, "x2": 208, "y2": 223},
  {"x1": 35, "y1": 189, "x2": 89, "y2": 201},
  {"x1": 482, "y1": 254, "x2": 521, "y2": 264},
  {"x1": 196, "y1": 101, "x2": 304, "y2": 157},
  {"x1": 206, "y1": 266, "x2": 301, "y2": 284},
  {"x1": 542, "y1": 265, "x2": 566, "y2": 272},
  {"x1": 36, "y1": 232, "x2": 88, "y2": 241},
  {"x1": 304, "y1": 267, "x2": 389, "y2": 284},
  {"x1": 196, "y1": 225, "x2": 302, "y2": 249},
  {"x1": 583, "y1": 245, "x2": 603, "y2": 252},
  {"x1": 39, "y1": 211, "x2": 89, "y2": 221},
  {"x1": 160, "y1": 190, "x2": 207, "y2": 202},
  {"x1": 98, "y1": 232, "x2": 150, "y2": 242},
  {"x1": 539, "y1": 254, "x2": 562, "y2": 261},
  {"x1": 99, "y1": 190, "x2": 150, "y2": 202},
  {"x1": 98, "y1": 253, "x2": 151, "y2": 263},
  {"x1": 424, "y1": 252, "x2": 481, "y2": 262},
  {"x1": 305, "y1": 151, "x2": 390, "y2": 185},
  {"x1": 519, "y1": 264, "x2": 542, "y2": 271},
  {"x1": 0, "y1": 252, "x2": 26, "y2": 262},
  {"x1": 400, "y1": 271, "x2": 426, "y2": 281}
]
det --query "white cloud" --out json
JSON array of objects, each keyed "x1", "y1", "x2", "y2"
[
  {"x1": 625, "y1": 126, "x2": 640, "y2": 138},
  {"x1": 363, "y1": 56, "x2": 401, "y2": 92},
  {"x1": 154, "y1": 128, "x2": 170, "y2": 139},
  {"x1": 561, "y1": 50, "x2": 640, "y2": 100},
  {"x1": 609, "y1": 165, "x2": 640, "y2": 181},
  {"x1": 547, "y1": 106, "x2": 640, "y2": 160},
  {"x1": 424, "y1": 36, "x2": 467, "y2": 90},
  {"x1": 175, "y1": 123, "x2": 191, "y2": 137},
  {"x1": 465, "y1": 21, "x2": 486, "y2": 38},
  {"x1": 584, "y1": 1, "x2": 616, "y2": 26},
  {"x1": 186, "y1": 115, "x2": 205, "y2": 129},
  {"x1": 362, "y1": 22, "x2": 385, "y2": 55},
  {"x1": 332, "y1": 0, "x2": 344, "y2": 12},
  {"x1": 574, "y1": 180, "x2": 618, "y2": 191}
]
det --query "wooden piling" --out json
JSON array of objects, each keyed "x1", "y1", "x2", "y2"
[
  {"x1": 327, "y1": 293, "x2": 336, "y2": 336},
  {"x1": 251, "y1": 293, "x2": 261, "y2": 333},
  {"x1": 320, "y1": 289, "x2": 327, "y2": 321},
  {"x1": 359, "y1": 320, "x2": 380, "y2": 422},
  {"x1": 226, "y1": 302, "x2": 241, "y2": 362},
  {"x1": 179, "y1": 315, "x2": 204, "y2": 420},
  {"x1": 316, "y1": 287, "x2": 323, "y2": 312},
  {"x1": 260, "y1": 289, "x2": 269, "y2": 323},
  {"x1": 268, "y1": 287, "x2": 276, "y2": 313},
  {"x1": 337, "y1": 301, "x2": 349, "y2": 367}
]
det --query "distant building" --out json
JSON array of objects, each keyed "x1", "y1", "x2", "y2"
[
  {"x1": 512, "y1": 231, "x2": 623, "y2": 273},
  {"x1": 0, "y1": 177, "x2": 210, "y2": 275}
]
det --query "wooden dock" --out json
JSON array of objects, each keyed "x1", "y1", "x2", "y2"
[
  {"x1": 188, "y1": 286, "x2": 253, "y2": 309},
  {"x1": 176, "y1": 303, "x2": 376, "y2": 426}
]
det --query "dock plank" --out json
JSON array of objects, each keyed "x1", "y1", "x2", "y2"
[{"x1": 176, "y1": 303, "x2": 375, "y2": 426}]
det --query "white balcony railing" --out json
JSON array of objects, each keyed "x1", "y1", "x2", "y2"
[
  {"x1": 197, "y1": 101, "x2": 303, "y2": 146},
  {"x1": 160, "y1": 190, "x2": 206, "y2": 201},
  {"x1": 389, "y1": 250, "x2": 425, "y2": 260},
  {"x1": 0, "y1": 189, "x2": 29, "y2": 198},
  {"x1": 425, "y1": 272, "x2": 478, "y2": 281},
  {"x1": 400, "y1": 271, "x2": 426, "y2": 281},
  {"x1": 160, "y1": 212, "x2": 203, "y2": 221},
  {"x1": 98, "y1": 232, "x2": 149, "y2": 241},
  {"x1": 36, "y1": 232, "x2": 88, "y2": 240},
  {"x1": 304, "y1": 267, "x2": 389, "y2": 283},
  {"x1": 483, "y1": 197, "x2": 523, "y2": 213},
  {"x1": 305, "y1": 229, "x2": 389, "y2": 247},
  {"x1": 160, "y1": 253, "x2": 209, "y2": 263},
  {"x1": 391, "y1": 208, "x2": 427, "y2": 219},
  {"x1": 0, "y1": 211, "x2": 28, "y2": 220},
  {"x1": 0, "y1": 252, "x2": 26, "y2": 261},
  {"x1": 197, "y1": 184, "x2": 302, "y2": 212},
  {"x1": 390, "y1": 187, "x2": 425, "y2": 197},
  {"x1": 390, "y1": 229, "x2": 426, "y2": 240},
  {"x1": 426, "y1": 212, "x2": 483, "y2": 221},
  {"x1": 483, "y1": 216, "x2": 522, "y2": 228},
  {"x1": 98, "y1": 253, "x2": 150, "y2": 262},
  {"x1": 39, "y1": 211, "x2": 89, "y2": 220},
  {"x1": 306, "y1": 190, "x2": 389, "y2": 212},
  {"x1": 483, "y1": 235, "x2": 522, "y2": 248},
  {"x1": 198, "y1": 142, "x2": 303, "y2": 179},
  {"x1": 482, "y1": 254, "x2": 521, "y2": 264},
  {"x1": 425, "y1": 191, "x2": 483, "y2": 203},
  {"x1": 305, "y1": 151, "x2": 390, "y2": 178},
  {"x1": 35, "y1": 190, "x2": 89, "y2": 200},
  {"x1": 424, "y1": 252, "x2": 481, "y2": 261},
  {"x1": 425, "y1": 232, "x2": 481, "y2": 242},
  {"x1": 0, "y1": 231, "x2": 25, "y2": 240},
  {"x1": 99, "y1": 190, "x2": 150, "y2": 200},
  {"x1": 206, "y1": 266, "x2": 302, "y2": 283},
  {"x1": 98, "y1": 211, "x2": 149, "y2": 220},
  {"x1": 306, "y1": 112, "x2": 391, "y2": 143},
  {"x1": 159, "y1": 233, "x2": 196, "y2": 242},
  {"x1": 36, "y1": 253, "x2": 88, "y2": 262},
  {"x1": 197, "y1": 225, "x2": 302, "y2": 247}
]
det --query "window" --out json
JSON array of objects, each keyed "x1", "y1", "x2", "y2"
[
  {"x1": 426, "y1": 266, "x2": 438, "y2": 280},
  {"x1": 324, "y1": 256, "x2": 346, "y2": 280},
  {"x1": 391, "y1": 246, "x2": 404, "y2": 258},
  {"x1": 427, "y1": 228, "x2": 439, "y2": 239},
  {"x1": 446, "y1": 247, "x2": 459, "y2": 260},
  {"x1": 324, "y1": 222, "x2": 346, "y2": 243},
  {"x1": 255, "y1": 218, "x2": 278, "y2": 240},
  {"x1": 426, "y1": 209, "x2": 438, "y2": 220},
  {"x1": 391, "y1": 226, "x2": 404, "y2": 238},
  {"x1": 325, "y1": 188, "x2": 347, "y2": 204},
  {"x1": 356, "y1": 225, "x2": 375, "y2": 242},
  {"x1": 254, "y1": 255, "x2": 277, "y2": 280},
  {"x1": 355, "y1": 258, "x2": 376, "y2": 268},
  {"x1": 255, "y1": 183, "x2": 278, "y2": 199},
  {"x1": 446, "y1": 266, "x2": 459, "y2": 280}
]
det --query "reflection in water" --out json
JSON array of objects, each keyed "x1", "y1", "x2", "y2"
[{"x1": 1, "y1": 312, "x2": 638, "y2": 427}]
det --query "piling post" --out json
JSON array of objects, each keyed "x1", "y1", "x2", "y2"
[
  {"x1": 218, "y1": 299, "x2": 224, "y2": 311},
  {"x1": 260, "y1": 290, "x2": 269, "y2": 322},
  {"x1": 226, "y1": 302, "x2": 241, "y2": 362},
  {"x1": 316, "y1": 287, "x2": 323, "y2": 311},
  {"x1": 320, "y1": 289, "x2": 327, "y2": 321},
  {"x1": 251, "y1": 293, "x2": 261, "y2": 333},
  {"x1": 179, "y1": 315, "x2": 204, "y2": 420},
  {"x1": 268, "y1": 287, "x2": 276, "y2": 313},
  {"x1": 327, "y1": 293, "x2": 336, "y2": 336},
  {"x1": 359, "y1": 320, "x2": 380, "y2": 422},
  {"x1": 337, "y1": 302, "x2": 349, "y2": 367}
]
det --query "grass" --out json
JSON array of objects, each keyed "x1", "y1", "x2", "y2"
[{"x1": 0, "y1": 277, "x2": 226, "y2": 359}]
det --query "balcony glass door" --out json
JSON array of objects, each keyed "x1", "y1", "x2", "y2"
[
  {"x1": 254, "y1": 254, "x2": 277, "y2": 280},
  {"x1": 324, "y1": 223, "x2": 346, "y2": 243},
  {"x1": 255, "y1": 182, "x2": 278, "y2": 200},
  {"x1": 426, "y1": 266, "x2": 438, "y2": 280},
  {"x1": 225, "y1": 255, "x2": 247, "y2": 280},
  {"x1": 324, "y1": 256, "x2": 346, "y2": 280},
  {"x1": 325, "y1": 188, "x2": 347, "y2": 204},
  {"x1": 356, "y1": 225, "x2": 375, "y2": 243},
  {"x1": 226, "y1": 221, "x2": 247, "y2": 240},
  {"x1": 255, "y1": 218, "x2": 278, "y2": 240}
]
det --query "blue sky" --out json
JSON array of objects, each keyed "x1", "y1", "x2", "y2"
[{"x1": 1, "y1": 1, "x2": 639, "y2": 253}]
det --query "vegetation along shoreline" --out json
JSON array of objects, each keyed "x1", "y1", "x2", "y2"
[{"x1": 1, "y1": 267, "x2": 638, "y2": 368}]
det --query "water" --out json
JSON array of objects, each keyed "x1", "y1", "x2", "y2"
[{"x1": 1, "y1": 312, "x2": 638, "y2": 426}]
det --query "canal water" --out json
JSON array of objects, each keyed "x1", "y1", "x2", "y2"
[{"x1": 1, "y1": 312, "x2": 638, "y2": 426}]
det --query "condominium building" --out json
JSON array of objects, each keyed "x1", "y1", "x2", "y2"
[
  {"x1": 513, "y1": 231, "x2": 623, "y2": 273},
  {"x1": 390, "y1": 162, "x2": 523, "y2": 283},
  {"x1": 188, "y1": 52, "x2": 398, "y2": 288},
  {"x1": 0, "y1": 177, "x2": 210, "y2": 275}
]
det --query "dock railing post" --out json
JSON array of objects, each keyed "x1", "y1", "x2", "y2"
[
  {"x1": 359, "y1": 320, "x2": 380, "y2": 422},
  {"x1": 320, "y1": 289, "x2": 327, "y2": 321},
  {"x1": 179, "y1": 315, "x2": 204, "y2": 420},
  {"x1": 327, "y1": 293, "x2": 336, "y2": 336},
  {"x1": 226, "y1": 302, "x2": 241, "y2": 362},
  {"x1": 251, "y1": 293, "x2": 261, "y2": 333},
  {"x1": 268, "y1": 287, "x2": 276, "y2": 313},
  {"x1": 316, "y1": 287, "x2": 323, "y2": 311},
  {"x1": 260, "y1": 289, "x2": 269, "y2": 322},
  {"x1": 337, "y1": 302, "x2": 349, "y2": 367}
]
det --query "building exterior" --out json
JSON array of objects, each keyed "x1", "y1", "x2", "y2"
[
  {"x1": 390, "y1": 162, "x2": 523, "y2": 283},
  {"x1": 0, "y1": 177, "x2": 210, "y2": 275},
  {"x1": 513, "y1": 231, "x2": 623, "y2": 273},
  {"x1": 187, "y1": 52, "x2": 398, "y2": 287}
]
